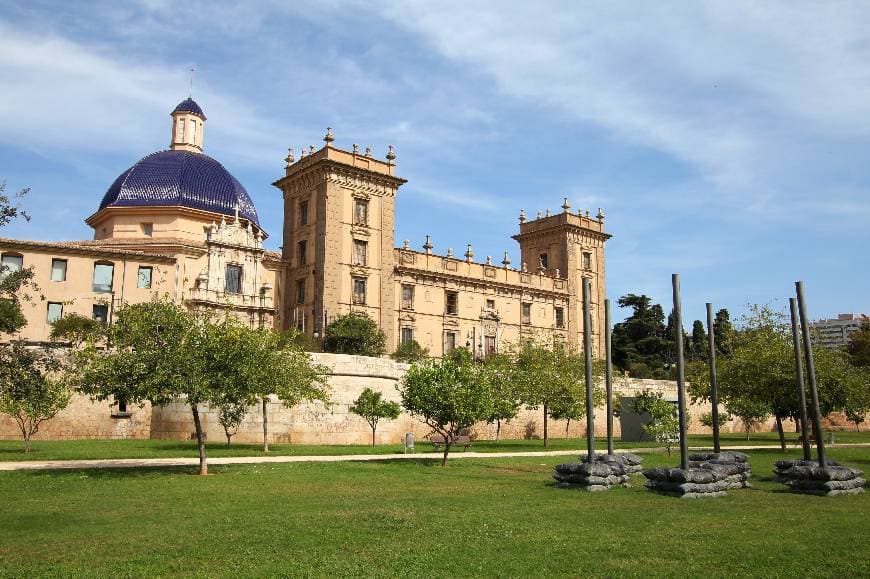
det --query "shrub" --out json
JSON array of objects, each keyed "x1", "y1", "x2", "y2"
[
  {"x1": 322, "y1": 313, "x2": 386, "y2": 357},
  {"x1": 391, "y1": 340, "x2": 428, "y2": 363}
]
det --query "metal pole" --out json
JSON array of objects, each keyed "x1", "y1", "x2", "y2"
[
  {"x1": 582, "y1": 277, "x2": 595, "y2": 460},
  {"x1": 605, "y1": 298, "x2": 614, "y2": 455},
  {"x1": 705, "y1": 303, "x2": 720, "y2": 454},
  {"x1": 672, "y1": 274, "x2": 689, "y2": 470},
  {"x1": 789, "y1": 297, "x2": 812, "y2": 461},
  {"x1": 795, "y1": 281, "x2": 827, "y2": 467}
]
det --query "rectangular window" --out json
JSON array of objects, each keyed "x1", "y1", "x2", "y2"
[
  {"x1": 539, "y1": 253, "x2": 549, "y2": 269},
  {"x1": 225, "y1": 264, "x2": 242, "y2": 294},
  {"x1": 444, "y1": 331, "x2": 457, "y2": 354},
  {"x1": 51, "y1": 258, "x2": 67, "y2": 282},
  {"x1": 92, "y1": 262, "x2": 114, "y2": 293},
  {"x1": 353, "y1": 240, "x2": 368, "y2": 266},
  {"x1": 299, "y1": 200, "x2": 309, "y2": 226},
  {"x1": 445, "y1": 291, "x2": 458, "y2": 315},
  {"x1": 296, "y1": 279, "x2": 306, "y2": 304},
  {"x1": 583, "y1": 252, "x2": 592, "y2": 270},
  {"x1": 1, "y1": 253, "x2": 23, "y2": 278},
  {"x1": 190, "y1": 120, "x2": 196, "y2": 144},
  {"x1": 142, "y1": 222, "x2": 153, "y2": 237},
  {"x1": 92, "y1": 304, "x2": 108, "y2": 324},
  {"x1": 178, "y1": 118, "x2": 185, "y2": 141},
  {"x1": 137, "y1": 266, "x2": 152, "y2": 289},
  {"x1": 354, "y1": 199, "x2": 369, "y2": 225},
  {"x1": 352, "y1": 277, "x2": 367, "y2": 304},
  {"x1": 46, "y1": 302, "x2": 63, "y2": 323},
  {"x1": 486, "y1": 299, "x2": 495, "y2": 310},
  {"x1": 401, "y1": 327, "x2": 414, "y2": 344},
  {"x1": 297, "y1": 239, "x2": 308, "y2": 266},
  {"x1": 555, "y1": 307, "x2": 565, "y2": 329},
  {"x1": 401, "y1": 284, "x2": 414, "y2": 310},
  {"x1": 521, "y1": 302, "x2": 531, "y2": 324}
]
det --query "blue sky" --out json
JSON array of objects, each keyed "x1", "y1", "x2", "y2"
[{"x1": 0, "y1": 1, "x2": 867, "y2": 324}]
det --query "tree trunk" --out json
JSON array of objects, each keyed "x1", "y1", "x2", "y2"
[
  {"x1": 565, "y1": 418, "x2": 571, "y2": 437},
  {"x1": 495, "y1": 420, "x2": 501, "y2": 442},
  {"x1": 262, "y1": 397, "x2": 269, "y2": 453},
  {"x1": 441, "y1": 440, "x2": 451, "y2": 466},
  {"x1": 775, "y1": 415, "x2": 786, "y2": 451},
  {"x1": 226, "y1": 432, "x2": 232, "y2": 448},
  {"x1": 371, "y1": 425, "x2": 376, "y2": 447},
  {"x1": 543, "y1": 401, "x2": 549, "y2": 448},
  {"x1": 23, "y1": 430, "x2": 31, "y2": 453},
  {"x1": 745, "y1": 421, "x2": 751, "y2": 441},
  {"x1": 190, "y1": 403, "x2": 208, "y2": 476}
]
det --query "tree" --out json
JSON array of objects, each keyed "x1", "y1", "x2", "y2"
[
  {"x1": 216, "y1": 400, "x2": 248, "y2": 447},
  {"x1": 50, "y1": 313, "x2": 106, "y2": 347},
  {"x1": 725, "y1": 396, "x2": 770, "y2": 441},
  {"x1": 480, "y1": 352, "x2": 521, "y2": 441},
  {"x1": 398, "y1": 348, "x2": 492, "y2": 466},
  {"x1": 391, "y1": 340, "x2": 429, "y2": 363},
  {"x1": 512, "y1": 341, "x2": 601, "y2": 447},
  {"x1": 73, "y1": 299, "x2": 214, "y2": 474},
  {"x1": 0, "y1": 342, "x2": 71, "y2": 452},
  {"x1": 323, "y1": 312, "x2": 386, "y2": 357},
  {"x1": 700, "y1": 411, "x2": 731, "y2": 429},
  {"x1": 846, "y1": 320, "x2": 870, "y2": 368},
  {"x1": 350, "y1": 387, "x2": 401, "y2": 446},
  {"x1": 631, "y1": 390, "x2": 680, "y2": 455},
  {"x1": 713, "y1": 308, "x2": 734, "y2": 356},
  {"x1": 611, "y1": 294, "x2": 669, "y2": 378},
  {"x1": 690, "y1": 319, "x2": 707, "y2": 361}
]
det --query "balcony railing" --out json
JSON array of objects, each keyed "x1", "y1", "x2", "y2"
[{"x1": 188, "y1": 287, "x2": 273, "y2": 310}]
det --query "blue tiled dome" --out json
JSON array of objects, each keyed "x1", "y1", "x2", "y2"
[
  {"x1": 99, "y1": 150, "x2": 260, "y2": 228},
  {"x1": 172, "y1": 98, "x2": 206, "y2": 119}
]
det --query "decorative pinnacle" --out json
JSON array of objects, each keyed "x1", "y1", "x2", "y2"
[
  {"x1": 596, "y1": 207, "x2": 605, "y2": 220},
  {"x1": 402, "y1": 239, "x2": 410, "y2": 249},
  {"x1": 502, "y1": 251, "x2": 512, "y2": 268},
  {"x1": 562, "y1": 197, "x2": 571, "y2": 212},
  {"x1": 545, "y1": 208, "x2": 551, "y2": 217},
  {"x1": 521, "y1": 262, "x2": 528, "y2": 273},
  {"x1": 323, "y1": 127, "x2": 335, "y2": 145},
  {"x1": 423, "y1": 234, "x2": 434, "y2": 254},
  {"x1": 519, "y1": 209, "x2": 526, "y2": 224},
  {"x1": 353, "y1": 143, "x2": 360, "y2": 154},
  {"x1": 585, "y1": 210, "x2": 590, "y2": 217},
  {"x1": 537, "y1": 210, "x2": 543, "y2": 219},
  {"x1": 365, "y1": 146, "x2": 372, "y2": 157},
  {"x1": 465, "y1": 243, "x2": 474, "y2": 262},
  {"x1": 485, "y1": 255, "x2": 493, "y2": 266},
  {"x1": 446, "y1": 247, "x2": 454, "y2": 258},
  {"x1": 386, "y1": 145, "x2": 396, "y2": 163},
  {"x1": 284, "y1": 147, "x2": 295, "y2": 166},
  {"x1": 300, "y1": 146, "x2": 306, "y2": 158},
  {"x1": 309, "y1": 145, "x2": 315, "y2": 154}
]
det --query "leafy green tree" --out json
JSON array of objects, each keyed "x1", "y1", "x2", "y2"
[
  {"x1": 350, "y1": 387, "x2": 401, "y2": 446},
  {"x1": 480, "y1": 352, "x2": 521, "y2": 441},
  {"x1": 0, "y1": 182, "x2": 36, "y2": 335},
  {"x1": 216, "y1": 400, "x2": 248, "y2": 447},
  {"x1": 713, "y1": 308, "x2": 734, "y2": 356},
  {"x1": 611, "y1": 294, "x2": 669, "y2": 378},
  {"x1": 512, "y1": 341, "x2": 601, "y2": 447},
  {"x1": 725, "y1": 396, "x2": 770, "y2": 441},
  {"x1": 391, "y1": 340, "x2": 429, "y2": 363},
  {"x1": 846, "y1": 320, "x2": 870, "y2": 368},
  {"x1": 73, "y1": 298, "x2": 215, "y2": 474},
  {"x1": 50, "y1": 313, "x2": 106, "y2": 347},
  {"x1": 398, "y1": 348, "x2": 492, "y2": 465},
  {"x1": 631, "y1": 390, "x2": 679, "y2": 455},
  {"x1": 690, "y1": 319, "x2": 707, "y2": 361},
  {"x1": 0, "y1": 342, "x2": 71, "y2": 452},
  {"x1": 323, "y1": 312, "x2": 386, "y2": 357},
  {"x1": 700, "y1": 411, "x2": 731, "y2": 428}
]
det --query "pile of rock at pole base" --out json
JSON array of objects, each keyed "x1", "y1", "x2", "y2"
[
  {"x1": 553, "y1": 454, "x2": 638, "y2": 491},
  {"x1": 774, "y1": 459, "x2": 865, "y2": 496},
  {"x1": 642, "y1": 463, "x2": 731, "y2": 498},
  {"x1": 688, "y1": 451, "x2": 752, "y2": 489}
]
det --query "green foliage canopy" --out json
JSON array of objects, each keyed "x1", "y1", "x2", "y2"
[
  {"x1": 323, "y1": 312, "x2": 386, "y2": 357},
  {"x1": 350, "y1": 387, "x2": 401, "y2": 446}
]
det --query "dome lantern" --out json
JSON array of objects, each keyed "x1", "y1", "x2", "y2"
[{"x1": 170, "y1": 98, "x2": 206, "y2": 153}]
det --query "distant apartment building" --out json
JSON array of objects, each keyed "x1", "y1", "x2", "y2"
[{"x1": 811, "y1": 313, "x2": 868, "y2": 349}]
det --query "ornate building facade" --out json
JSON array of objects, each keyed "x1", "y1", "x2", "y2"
[{"x1": 1, "y1": 98, "x2": 608, "y2": 356}]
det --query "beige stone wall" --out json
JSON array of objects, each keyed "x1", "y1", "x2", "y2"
[{"x1": 0, "y1": 394, "x2": 152, "y2": 441}]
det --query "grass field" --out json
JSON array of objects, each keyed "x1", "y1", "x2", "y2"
[
  {"x1": 2, "y1": 430, "x2": 869, "y2": 462},
  {"x1": 0, "y1": 447, "x2": 867, "y2": 576}
]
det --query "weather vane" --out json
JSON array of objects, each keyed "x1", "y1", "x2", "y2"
[{"x1": 189, "y1": 67, "x2": 195, "y2": 97}]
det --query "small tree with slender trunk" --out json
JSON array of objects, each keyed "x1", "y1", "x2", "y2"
[
  {"x1": 350, "y1": 387, "x2": 401, "y2": 446},
  {"x1": 480, "y1": 352, "x2": 520, "y2": 441},
  {"x1": 216, "y1": 400, "x2": 248, "y2": 447},
  {"x1": 399, "y1": 348, "x2": 492, "y2": 466},
  {"x1": 0, "y1": 342, "x2": 71, "y2": 452}
]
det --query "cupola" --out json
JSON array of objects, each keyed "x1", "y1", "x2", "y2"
[{"x1": 170, "y1": 98, "x2": 206, "y2": 153}]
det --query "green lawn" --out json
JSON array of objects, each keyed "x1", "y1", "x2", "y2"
[
  {"x1": 1, "y1": 430, "x2": 869, "y2": 462},
  {"x1": 0, "y1": 447, "x2": 867, "y2": 576}
]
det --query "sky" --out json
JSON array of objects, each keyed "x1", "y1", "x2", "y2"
[{"x1": 0, "y1": 0, "x2": 867, "y2": 325}]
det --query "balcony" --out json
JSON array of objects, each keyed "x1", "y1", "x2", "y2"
[{"x1": 188, "y1": 287, "x2": 273, "y2": 311}]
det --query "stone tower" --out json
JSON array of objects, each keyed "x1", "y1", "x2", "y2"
[
  {"x1": 273, "y1": 137, "x2": 406, "y2": 348},
  {"x1": 512, "y1": 202, "x2": 610, "y2": 355},
  {"x1": 169, "y1": 98, "x2": 206, "y2": 153}
]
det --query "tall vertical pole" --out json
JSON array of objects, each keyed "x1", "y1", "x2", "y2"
[
  {"x1": 605, "y1": 299, "x2": 614, "y2": 455},
  {"x1": 705, "y1": 303, "x2": 721, "y2": 454},
  {"x1": 795, "y1": 281, "x2": 826, "y2": 468},
  {"x1": 582, "y1": 278, "x2": 595, "y2": 460},
  {"x1": 672, "y1": 274, "x2": 689, "y2": 470},
  {"x1": 789, "y1": 297, "x2": 812, "y2": 461}
]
